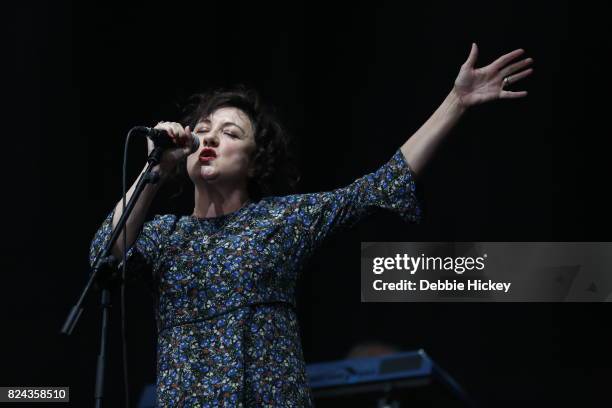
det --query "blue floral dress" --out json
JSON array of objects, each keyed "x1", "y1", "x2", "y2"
[{"x1": 89, "y1": 149, "x2": 421, "y2": 407}]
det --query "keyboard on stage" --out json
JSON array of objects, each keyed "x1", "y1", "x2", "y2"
[{"x1": 138, "y1": 349, "x2": 472, "y2": 407}]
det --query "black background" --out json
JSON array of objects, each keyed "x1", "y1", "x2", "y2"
[{"x1": 3, "y1": 0, "x2": 611, "y2": 407}]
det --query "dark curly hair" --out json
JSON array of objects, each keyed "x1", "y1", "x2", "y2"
[{"x1": 169, "y1": 85, "x2": 300, "y2": 201}]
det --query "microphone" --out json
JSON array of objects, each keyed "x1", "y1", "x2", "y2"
[{"x1": 133, "y1": 126, "x2": 200, "y2": 153}]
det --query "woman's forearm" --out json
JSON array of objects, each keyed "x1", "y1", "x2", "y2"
[
  {"x1": 111, "y1": 164, "x2": 165, "y2": 260},
  {"x1": 400, "y1": 89, "x2": 467, "y2": 178}
]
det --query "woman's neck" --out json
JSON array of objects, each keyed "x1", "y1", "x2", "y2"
[{"x1": 192, "y1": 183, "x2": 250, "y2": 219}]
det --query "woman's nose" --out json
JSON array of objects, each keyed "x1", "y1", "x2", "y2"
[{"x1": 202, "y1": 131, "x2": 219, "y2": 146}]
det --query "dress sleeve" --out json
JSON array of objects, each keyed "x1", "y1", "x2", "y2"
[
  {"x1": 295, "y1": 148, "x2": 423, "y2": 248},
  {"x1": 88, "y1": 211, "x2": 177, "y2": 281}
]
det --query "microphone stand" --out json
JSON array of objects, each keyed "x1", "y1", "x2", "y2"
[{"x1": 61, "y1": 145, "x2": 164, "y2": 408}]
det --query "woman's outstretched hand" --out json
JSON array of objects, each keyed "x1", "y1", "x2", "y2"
[{"x1": 452, "y1": 43, "x2": 534, "y2": 108}]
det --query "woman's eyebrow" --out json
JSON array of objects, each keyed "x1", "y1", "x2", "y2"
[
  {"x1": 196, "y1": 120, "x2": 246, "y2": 134},
  {"x1": 222, "y1": 121, "x2": 246, "y2": 134}
]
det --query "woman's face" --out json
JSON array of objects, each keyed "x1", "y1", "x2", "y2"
[{"x1": 187, "y1": 107, "x2": 256, "y2": 187}]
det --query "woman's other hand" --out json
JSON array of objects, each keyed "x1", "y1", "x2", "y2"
[{"x1": 452, "y1": 43, "x2": 534, "y2": 108}]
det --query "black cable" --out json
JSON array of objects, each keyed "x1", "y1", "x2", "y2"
[{"x1": 120, "y1": 128, "x2": 138, "y2": 408}]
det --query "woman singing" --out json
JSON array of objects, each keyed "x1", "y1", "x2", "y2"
[{"x1": 90, "y1": 43, "x2": 533, "y2": 406}]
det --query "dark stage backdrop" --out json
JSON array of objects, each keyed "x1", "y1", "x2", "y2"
[{"x1": 3, "y1": 1, "x2": 611, "y2": 407}]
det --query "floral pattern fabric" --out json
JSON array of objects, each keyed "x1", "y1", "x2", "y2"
[{"x1": 89, "y1": 149, "x2": 421, "y2": 407}]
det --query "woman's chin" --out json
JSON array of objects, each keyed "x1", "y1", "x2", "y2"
[{"x1": 199, "y1": 165, "x2": 219, "y2": 181}]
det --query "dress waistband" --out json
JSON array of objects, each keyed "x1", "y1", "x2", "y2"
[{"x1": 158, "y1": 301, "x2": 295, "y2": 335}]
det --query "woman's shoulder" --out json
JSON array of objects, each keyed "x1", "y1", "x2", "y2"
[
  {"x1": 256, "y1": 193, "x2": 311, "y2": 210},
  {"x1": 149, "y1": 213, "x2": 180, "y2": 223},
  {"x1": 252, "y1": 193, "x2": 324, "y2": 219},
  {"x1": 144, "y1": 214, "x2": 181, "y2": 232}
]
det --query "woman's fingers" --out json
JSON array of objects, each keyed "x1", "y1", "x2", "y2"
[
  {"x1": 500, "y1": 57, "x2": 534, "y2": 77},
  {"x1": 152, "y1": 121, "x2": 192, "y2": 151},
  {"x1": 181, "y1": 126, "x2": 190, "y2": 149},
  {"x1": 155, "y1": 121, "x2": 175, "y2": 139},
  {"x1": 177, "y1": 124, "x2": 191, "y2": 148},
  {"x1": 169, "y1": 122, "x2": 182, "y2": 140},
  {"x1": 183, "y1": 126, "x2": 194, "y2": 154},
  {"x1": 163, "y1": 122, "x2": 187, "y2": 146},
  {"x1": 491, "y1": 48, "x2": 525, "y2": 72},
  {"x1": 463, "y1": 43, "x2": 479, "y2": 69},
  {"x1": 505, "y1": 67, "x2": 534, "y2": 84},
  {"x1": 499, "y1": 66, "x2": 533, "y2": 99},
  {"x1": 500, "y1": 90, "x2": 528, "y2": 99}
]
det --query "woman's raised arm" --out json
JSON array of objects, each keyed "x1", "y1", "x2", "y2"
[{"x1": 401, "y1": 43, "x2": 534, "y2": 177}]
